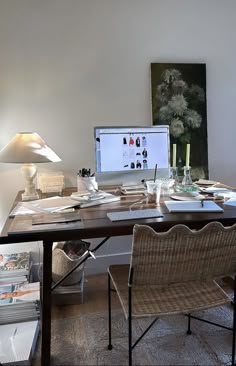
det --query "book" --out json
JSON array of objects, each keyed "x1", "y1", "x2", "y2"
[
  {"x1": 165, "y1": 200, "x2": 224, "y2": 213},
  {"x1": 0, "y1": 320, "x2": 39, "y2": 364}
]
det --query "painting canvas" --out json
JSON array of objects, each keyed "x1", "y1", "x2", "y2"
[{"x1": 151, "y1": 63, "x2": 208, "y2": 180}]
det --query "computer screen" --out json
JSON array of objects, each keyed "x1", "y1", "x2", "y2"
[{"x1": 94, "y1": 126, "x2": 170, "y2": 185}]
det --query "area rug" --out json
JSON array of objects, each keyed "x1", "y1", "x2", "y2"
[{"x1": 33, "y1": 304, "x2": 234, "y2": 366}]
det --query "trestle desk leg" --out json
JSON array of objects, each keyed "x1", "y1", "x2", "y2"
[{"x1": 41, "y1": 240, "x2": 53, "y2": 366}]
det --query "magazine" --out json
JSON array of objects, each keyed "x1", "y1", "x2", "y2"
[
  {"x1": 0, "y1": 281, "x2": 40, "y2": 305},
  {"x1": 0, "y1": 251, "x2": 30, "y2": 273}
]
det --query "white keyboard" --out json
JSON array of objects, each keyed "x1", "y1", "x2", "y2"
[{"x1": 107, "y1": 208, "x2": 163, "y2": 221}]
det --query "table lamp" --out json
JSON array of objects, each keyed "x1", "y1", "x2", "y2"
[{"x1": 0, "y1": 132, "x2": 61, "y2": 201}]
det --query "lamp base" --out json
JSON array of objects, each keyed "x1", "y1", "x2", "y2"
[
  {"x1": 21, "y1": 163, "x2": 39, "y2": 201},
  {"x1": 22, "y1": 191, "x2": 39, "y2": 201}
]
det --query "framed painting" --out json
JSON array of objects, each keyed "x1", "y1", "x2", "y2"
[{"x1": 151, "y1": 63, "x2": 208, "y2": 180}]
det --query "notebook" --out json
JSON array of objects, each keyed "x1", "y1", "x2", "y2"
[{"x1": 165, "y1": 200, "x2": 224, "y2": 213}]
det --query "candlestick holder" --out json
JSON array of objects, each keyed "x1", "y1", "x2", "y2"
[
  {"x1": 170, "y1": 166, "x2": 178, "y2": 183},
  {"x1": 182, "y1": 166, "x2": 192, "y2": 186}
]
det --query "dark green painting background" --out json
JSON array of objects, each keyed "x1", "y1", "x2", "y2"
[{"x1": 151, "y1": 63, "x2": 208, "y2": 179}]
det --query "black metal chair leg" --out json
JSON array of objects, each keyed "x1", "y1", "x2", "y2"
[
  {"x1": 108, "y1": 273, "x2": 113, "y2": 350},
  {"x1": 232, "y1": 276, "x2": 236, "y2": 365},
  {"x1": 128, "y1": 285, "x2": 132, "y2": 366},
  {"x1": 186, "y1": 313, "x2": 192, "y2": 335}
]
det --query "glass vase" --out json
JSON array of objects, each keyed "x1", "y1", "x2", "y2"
[
  {"x1": 182, "y1": 166, "x2": 192, "y2": 186},
  {"x1": 170, "y1": 167, "x2": 179, "y2": 183}
]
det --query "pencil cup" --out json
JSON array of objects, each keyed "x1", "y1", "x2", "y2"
[
  {"x1": 146, "y1": 181, "x2": 162, "y2": 205},
  {"x1": 77, "y1": 176, "x2": 98, "y2": 194}
]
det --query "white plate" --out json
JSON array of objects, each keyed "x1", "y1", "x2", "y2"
[
  {"x1": 200, "y1": 187, "x2": 232, "y2": 194},
  {"x1": 170, "y1": 192, "x2": 205, "y2": 201}
]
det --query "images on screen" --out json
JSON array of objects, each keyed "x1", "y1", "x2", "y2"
[{"x1": 94, "y1": 126, "x2": 170, "y2": 184}]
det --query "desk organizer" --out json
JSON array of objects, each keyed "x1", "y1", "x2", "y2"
[{"x1": 77, "y1": 176, "x2": 98, "y2": 193}]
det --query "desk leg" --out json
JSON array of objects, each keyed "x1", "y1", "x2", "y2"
[{"x1": 41, "y1": 241, "x2": 53, "y2": 366}]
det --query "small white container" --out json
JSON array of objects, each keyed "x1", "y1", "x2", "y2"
[{"x1": 77, "y1": 176, "x2": 98, "y2": 194}]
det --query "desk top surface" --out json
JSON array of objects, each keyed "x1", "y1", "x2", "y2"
[{"x1": 1, "y1": 186, "x2": 236, "y2": 244}]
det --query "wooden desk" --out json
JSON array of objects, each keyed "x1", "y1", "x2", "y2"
[{"x1": 1, "y1": 187, "x2": 236, "y2": 365}]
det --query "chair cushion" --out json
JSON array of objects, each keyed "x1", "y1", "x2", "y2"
[{"x1": 108, "y1": 265, "x2": 231, "y2": 319}]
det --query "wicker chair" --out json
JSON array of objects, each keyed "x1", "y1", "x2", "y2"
[{"x1": 107, "y1": 222, "x2": 236, "y2": 366}]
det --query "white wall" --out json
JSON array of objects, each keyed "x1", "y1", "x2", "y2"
[{"x1": 0, "y1": 0, "x2": 235, "y2": 265}]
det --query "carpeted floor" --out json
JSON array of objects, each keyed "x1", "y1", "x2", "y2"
[{"x1": 32, "y1": 303, "x2": 235, "y2": 366}]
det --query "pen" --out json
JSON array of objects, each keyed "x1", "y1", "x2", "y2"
[
  {"x1": 13, "y1": 327, "x2": 18, "y2": 338},
  {"x1": 78, "y1": 168, "x2": 94, "y2": 177},
  {"x1": 154, "y1": 164, "x2": 158, "y2": 182}
]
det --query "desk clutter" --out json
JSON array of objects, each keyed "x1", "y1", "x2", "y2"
[
  {"x1": 9, "y1": 196, "x2": 81, "y2": 217},
  {"x1": 71, "y1": 191, "x2": 120, "y2": 208},
  {"x1": 7, "y1": 177, "x2": 236, "y2": 230}
]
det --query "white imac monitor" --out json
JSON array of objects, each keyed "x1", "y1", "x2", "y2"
[{"x1": 94, "y1": 126, "x2": 170, "y2": 186}]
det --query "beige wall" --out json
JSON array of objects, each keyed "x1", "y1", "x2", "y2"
[{"x1": 0, "y1": 0, "x2": 235, "y2": 237}]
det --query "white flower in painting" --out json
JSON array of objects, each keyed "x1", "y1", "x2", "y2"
[
  {"x1": 170, "y1": 118, "x2": 185, "y2": 138},
  {"x1": 156, "y1": 83, "x2": 169, "y2": 104},
  {"x1": 159, "y1": 105, "x2": 173, "y2": 123},
  {"x1": 161, "y1": 69, "x2": 181, "y2": 84},
  {"x1": 184, "y1": 109, "x2": 202, "y2": 129},
  {"x1": 168, "y1": 95, "x2": 188, "y2": 116},
  {"x1": 172, "y1": 80, "x2": 187, "y2": 95}
]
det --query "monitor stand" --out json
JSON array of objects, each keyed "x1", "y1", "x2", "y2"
[{"x1": 96, "y1": 168, "x2": 170, "y2": 187}]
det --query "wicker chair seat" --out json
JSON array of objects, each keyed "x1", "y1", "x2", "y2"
[
  {"x1": 107, "y1": 222, "x2": 236, "y2": 366},
  {"x1": 109, "y1": 264, "x2": 230, "y2": 319}
]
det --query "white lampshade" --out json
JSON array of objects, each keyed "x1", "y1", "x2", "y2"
[
  {"x1": 0, "y1": 132, "x2": 61, "y2": 201},
  {"x1": 0, "y1": 132, "x2": 61, "y2": 163}
]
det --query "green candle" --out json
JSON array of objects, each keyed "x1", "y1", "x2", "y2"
[
  {"x1": 172, "y1": 144, "x2": 176, "y2": 168},
  {"x1": 186, "y1": 144, "x2": 190, "y2": 167}
]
